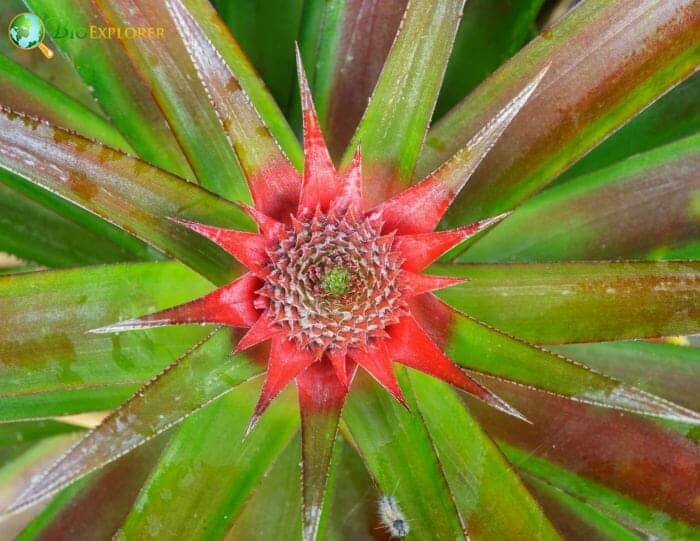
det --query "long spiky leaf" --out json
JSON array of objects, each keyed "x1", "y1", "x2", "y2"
[
  {"x1": 419, "y1": 0, "x2": 700, "y2": 227},
  {"x1": 0, "y1": 108, "x2": 254, "y2": 285},
  {"x1": 343, "y1": 0, "x2": 467, "y2": 205},
  {"x1": 2, "y1": 329, "x2": 263, "y2": 516},
  {"x1": 166, "y1": 0, "x2": 302, "y2": 219},
  {"x1": 369, "y1": 66, "x2": 546, "y2": 234},
  {"x1": 412, "y1": 294, "x2": 700, "y2": 425}
]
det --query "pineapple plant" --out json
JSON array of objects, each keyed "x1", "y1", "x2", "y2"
[{"x1": 0, "y1": 0, "x2": 698, "y2": 539}]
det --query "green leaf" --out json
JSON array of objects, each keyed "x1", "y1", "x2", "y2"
[
  {"x1": 0, "y1": 181, "x2": 138, "y2": 267},
  {"x1": 523, "y1": 474, "x2": 642, "y2": 541},
  {"x1": 166, "y1": 0, "x2": 302, "y2": 220},
  {"x1": 0, "y1": 434, "x2": 81, "y2": 539},
  {"x1": 433, "y1": 261, "x2": 700, "y2": 343},
  {"x1": 297, "y1": 0, "x2": 407, "y2": 158},
  {"x1": 556, "y1": 72, "x2": 700, "y2": 183},
  {"x1": 0, "y1": 387, "x2": 139, "y2": 425},
  {"x1": 343, "y1": 0, "x2": 465, "y2": 204},
  {"x1": 0, "y1": 421, "x2": 82, "y2": 448},
  {"x1": 90, "y1": 0, "x2": 241, "y2": 199},
  {"x1": 95, "y1": 0, "x2": 302, "y2": 199},
  {"x1": 224, "y1": 434, "x2": 303, "y2": 541},
  {"x1": 297, "y1": 365, "x2": 346, "y2": 541},
  {"x1": 2, "y1": 328, "x2": 263, "y2": 515},
  {"x1": 0, "y1": 261, "x2": 213, "y2": 421},
  {"x1": 1, "y1": 168, "x2": 160, "y2": 264},
  {"x1": 0, "y1": 265, "x2": 40, "y2": 276},
  {"x1": 0, "y1": 55, "x2": 131, "y2": 152},
  {"x1": 0, "y1": 419, "x2": 85, "y2": 479},
  {"x1": 554, "y1": 341, "x2": 700, "y2": 413},
  {"x1": 0, "y1": 109, "x2": 255, "y2": 284},
  {"x1": 213, "y1": 0, "x2": 304, "y2": 114},
  {"x1": 649, "y1": 239, "x2": 700, "y2": 260},
  {"x1": 463, "y1": 375, "x2": 700, "y2": 526},
  {"x1": 228, "y1": 435, "x2": 368, "y2": 541},
  {"x1": 1, "y1": 437, "x2": 53, "y2": 463},
  {"x1": 502, "y1": 442, "x2": 700, "y2": 539},
  {"x1": 0, "y1": 55, "x2": 162, "y2": 263},
  {"x1": 180, "y1": 0, "x2": 303, "y2": 168},
  {"x1": 415, "y1": 296, "x2": 700, "y2": 424},
  {"x1": 459, "y1": 135, "x2": 700, "y2": 262},
  {"x1": 434, "y1": 0, "x2": 544, "y2": 118},
  {"x1": 342, "y1": 370, "x2": 466, "y2": 540},
  {"x1": 17, "y1": 433, "x2": 170, "y2": 541},
  {"x1": 409, "y1": 371, "x2": 561, "y2": 540},
  {"x1": 24, "y1": 0, "x2": 194, "y2": 179},
  {"x1": 324, "y1": 438, "x2": 378, "y2": 541},
  {"x1": 417, "y1": 0, "x2": 700, "y2": 226},
  {"x1": 117, "y1": 382, "x2": 297, "y2": 540}
]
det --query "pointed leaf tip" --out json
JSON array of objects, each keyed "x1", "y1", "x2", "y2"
[
  {"x1": 479, "y1": 210, "x2": 512, "y2": 228},
  {"x1": 398, "y1": 272, "x2": 467, "y2": 297},
  {"x1": 88, "y1": 318, "x2": 157, "y2": 334},
  {"x1": 296, "y1": 45, "x2": 339, "y2": 214},
  {"x1": 480, "y1": 390, "x2": 531, "y2": 424},
  {"x1": 294, "y1": 43, "x2": 314, "y2": 118},
  {"x1": 371, "y1": 65, "x2": 547, "y2": 235},
  {"x1": 584, "y1": 385, "x2": 700, "y2": 426},
  {"x1": 423, "y1": 294, "x2": 700, "y2": 425},
  {"x1": 244, "y1": 412, "x2": 262, "y2": 439},
  {"x1": 333, "y1": 145, "x2": 363, "y2": 212},
  {"x1": 172, "y1": 218, "x2": 269, "y2": 275},
  {"x1": 91, "y1": 273, "x2": 260, "y2": 333},
  {"x1": 3, "y1": 328, "x2": 257, "y2": 517},
  {"x1": 395, "y1": 211, "x2": 510, "y2": 270},
  {"x1": 240, "y1": 203, "x2": 284, "y2": 238},
  {"x1": 252, "y1": 337, "x2": 317, "y2": 428},
  {"x1": 349, "y1": 345, "x2": 409, "y2": 409},
  {"x1": 350, "y1": 145, "x2": 362, "y2": 164},
  {"x1": 339, "y1": 0, "x2": 469, "y2": 207},
  {"x1": 327, "y1": 349, "x2": 349, "y2": 389},
  {"x1": 437, "y1": 63, "x2": 549, "y2": 197},
  {"x1": 235, "y1": 315, "x2": 280, "y2": 352},
  {"x1": 389, "y1": 315, "x2": 527, "y2": 422}
]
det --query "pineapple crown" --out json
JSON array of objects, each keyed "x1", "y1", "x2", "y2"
[{"x1": 92, "y1": 48, "x2": 533, "y2": 430}]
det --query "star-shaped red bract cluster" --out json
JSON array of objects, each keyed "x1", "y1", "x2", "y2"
[{"x1": 99, "y1": 62, "x2": 520, "y2": 429}]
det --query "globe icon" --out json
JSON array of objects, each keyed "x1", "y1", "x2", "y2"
[{"x1": 8, "y1": 12, "x2": 45, "y2": 50}]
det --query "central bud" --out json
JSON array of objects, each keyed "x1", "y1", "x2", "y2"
[
  {"x1": 322, "y1": 267, "x2": 351, "y2": 296},
  {"x1": 260, "y1": 208, "x2": 405, "y2": 356}
]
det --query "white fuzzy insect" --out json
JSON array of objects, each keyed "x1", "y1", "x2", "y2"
[{"x1": 378, "y1": 495, "x2": 409, "y2": 538}]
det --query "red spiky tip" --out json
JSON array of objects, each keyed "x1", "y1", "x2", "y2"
[{"x1": 94, "y1": 59, "x2": 528, "y2": 428}]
